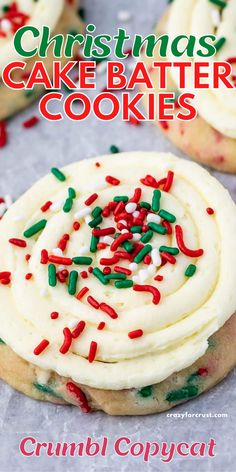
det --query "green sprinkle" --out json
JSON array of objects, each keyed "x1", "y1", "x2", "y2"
[
  {"x1": 141, "y1": 230, "x2": 153, "y2": 243},
  {"x1": 110, "y1": 145, "x2": 120, "y2": 154},
  {"x1": 134, "y1": 244, "x2": 152, "y2": 264},
  {"x1": 0, "y1": 338, "x2": 6, "y2": 345},
  {"x1": 24, "y1": 219, "x2": 47, "y2": 238},
  {"x1": 92, "y1": 206, "x2": 102, "y2": 218},
  {"x1": 33, "y1": 382, "x2": 60, "y2": 398},
  {"x1": 113, "y1": 196, "x2": 129, "y2": 202},
  {"x1": 68, "y1": 187, "x2": 76, "y2": 199},
  {"x1": 123, "y1": 240, "x2": 134, "y2": 253},
  {"x1": 72, "y1": 257, "x2": 93, "y2": 265},
  {"x1": 159, "y1": 209, "x2": 176, "y2": 223},
  {"x1": 88, "y1": 216, "x2": 103, "y2": 228},
  {"x1": 187, "y1": 372, "x2": 199, "y2": 383},
  {"x1": 2, "y1": 6, "x2": 10, "y2": 13},
  {"x1": 214, "y1": 37, "x2": 226, "y2": 52},
  {"x1": 105, "y1": 273, "x2": 126, "y2": 281},
  {"x1": 185, "y1": 264, "x2": 197, "y2": 277},
  {"x1": 130, "y1": 226, "x2": 143, "y2": 233},
  {"x1": 159, "y1": 246, "x2": 179, "y2": 255},
  {"x1": 166, "y1": 385, "x2": 198, "y2": 403},
  {"x1": 152, "y1": 189, "x2": 161, "y2": 212},
  {"x1": 115, "y1": 280, "x2": 133, "y2": 288},
  {"x1": 140, "y1": 201, "x2": 151, "y2": 210},
  {"x1": 68, "y1": 270, "x2": 78, "y2": 295},
  {"x1": 63, "y1": 198, "x2": 73, "y2": 213},
  {"x1": 92, "y1": 267, "x2": 109, "y2": 285},
  {"x1": 148, "y1": 223, "x2": 166, "y2": 235},
  {"x1": 51, "y1": 167, "x2": 66, "y2": 182},
  {"x1": 48, "y1": 264, "x2": 57, "y2": 287},
  {"x1": 138, "y1": 385, "x2": 153, "y2": 398},
  {"x1": 209, "y1": 0, "x2": 226, "y2": 8},
  {"x1": 90, "y1": 233, "x2": 99, "y2": 253}
]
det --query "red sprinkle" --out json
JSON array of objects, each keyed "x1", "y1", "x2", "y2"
[
  {"x1": 84, "y1": 193, "x2": 98, "y2": 206},
  {"x1": 50, "y1": 311, "x2": 59, "y2": 319},
  {"x1": 102, "y1": 206, "x2": 110, "y2": 217},
  {"x1": 97, "y1": 242, "x2": 107, "y2": 250},
  {"x1": 48, "y1": 255, "x2": 72, "y2": 266},
  {"x1": 206, "y1": 207, "x2": 214, "y2": 215},
  {"x1": 162, "y1": 220, "x2": 172, "y2": 235},
  {"x1": 105, "y1": 175, "x2": 120, "y2": 186},
  {"x1": 154, "y1": 275, "x2": 163, "y2": 281},
  {"x1": 100, "y1": 303, "x2": 118, "y2": 319},
  {"x1": 66, "y1": 382, "x2": 91, "y2": 413},
  {"x1": 128, "y1": 329, "x2": 143, "y2": 339},
  {"x1": 95, "y1": 162, "x2": 101, "y2": 167},
  {"x1": 197, "y1": 367, "x2": 208, "y2": 377},
  {"x1": 110, "y1": 232, "x2": 132, "y2": 252},
  {"x1": 87, "y1": 295, "x2": 100, "y2": 309},
  {"x1": 160, "y1": 120, "x2": 169, "y2": 130},
  {"x1": 97, "y1": 321, "x2": 106, "y2": 330},
  {"x1": 130, "y1": 188, "x2": 142, "y2": 203},
  {"x1": 100, "y1": 255, "x2": 119, "y2": 266},
  {"x1": 34, "y1": 339, "x2": 50, "y2": 356},
  {"x1": 133, "y1": 284, "x2": 161, "y2": 305},
  {"x1": 22, "y1": 116, "x2": 39, "y2": 129},
  {"x1": 161, "y1": 252, "x2": 176, "y2": 265},
  {"x1": 163, "y1": 171, "x2": 174, "y2": 192},
  {"x1": 40, "y1": 249, "x2": 48, "y2": 264},
  {"x1": 0, "y1": 271, "x2": 11, "y2": 280},
  {"x1": 72, "y1": 320, "x2": 86, "y2": 339},
  {"x1": 58, "y1": 234, "x2": 70, "y2": 252},
  {"x1": 103, "y1": 267, "x2": 111, "y2": 275},
  {"x1": 76, "y1": 286, "x2": 89, "y2": 300},
  {"x1": 114, "y1": 266, "x2": 132, "y2": 276},
  {"x1": 41, "y1": 201, "x2": 52, "y2": 212},
  {"x1": 114, "y1": 251, "x2": 131, "y2": 260},
  {"x1": 88, "y1": 341, "x2": 98, "y2": 363},
  {"x1": 9, "y1": 238, "x2": 26, "y2": 248},
  {"x1": 73, "y1": 221, "x2": 80, "y2": 231},
  {"x1": 143, "y1": 255, "x2": 152, "y2": 265},
  {"x1": 175, "y1": 225, "x2": 204, "y2": 258},
  {"x1": 59, "y1": 327, "x2": 72, "y2": 354},
  {"x1": 25, "y1": 254, "x2": 31, "y2": 261},
  {"x1": 0, "y1": 121, "x2": 8, "y2": 148},
  {"x1": 25, "y1": 273, "x2": 33, "y2": 280},
  {"x1": 80, "y1": 271, "x2": 88, "y2": 279},
  {"x1": 92, "y1": 227, "x2": 116, "y2": 237}
]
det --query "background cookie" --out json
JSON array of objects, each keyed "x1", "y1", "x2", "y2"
[
  {"x1": 140, "y1": 0, "x2": 236, "y2": 173},
  {"x1": 0, "y1": 0, "x2": 84, "y2": 120}
]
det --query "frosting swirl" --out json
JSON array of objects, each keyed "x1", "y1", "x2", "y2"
[
  {"x1": 0, "y1": 152, "x2": 235, "y2": 390},
  {"x1": 166, "y1": 0, "x2": 236, "y2": 138}
]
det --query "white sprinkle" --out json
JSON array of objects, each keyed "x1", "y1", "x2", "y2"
[
  {"x1": 40, "y1": 288, "x2": 48, "y2": 297},
  {"x1": 147, "y1": 264, "x2": 156, "y2": 276},
  {"x1": 50, "y1": 200, "x2": 63, "y2": 212},
  {"x1": 151, "y1": 248, "x2": 161, "y2": 267},
  {"x1": 58, "y1": 265, "x2": 65, "y2": 271},
  {"x1": 121, "y1": 228, "x2": 129, "y2": 234},
  {"x1": 211, "y1": 8, "x2": 220, "y2": 27},
  {"x1": 125, "y1": 202, "x2": 137, "y2": 214},
  {"x1": 132, "y1": 275, "x2": 140, "y2": 284},
  {"x1": 119, "y1": 220, "x2": 127, "y2": 226},
  {"x1": 78, "y1": 246, "x2": 89, "y2": 255},
  {"x1": 1, "y1": 19, "x2": 11, "y2": 32},
  {"x1": 147, "y1": 213, "x2": 161, "y2": 224},
  {"x1": 75, "y1": 207, "x2": 91, "y2": 219},
  {"x1": 96, "y1": 60, "x2": 107, "y2": 75},
  {"x1": 4, "y1": 194, "x2": 13, "y2": 208},
  {"x1": 101, "y1": 236, "x2": 114, "y2": 245},
  {"x1": 117, "y1": 10, "x2": 131, "y2": 22},
  {"x1": 0, "y1": 203, "x2": 7, "y2": 217},
  {"x1": 68, "y1": 319, "x2": 79, "y2": 329},
  {"x1": 133, "y1": 210, "x2": 140, "y2": 218},
  {"x1": 85, "y1": 214, "x2": 92, "y2": 225},
  {"x1": 129, "y1": 262, "x2": 138, "y2": 272},
  {"x1": 52, "y1": 248, "x2": 63, "y2": 256},
  {"x1": 12, "y1": 215, "x2": 24, "y2": 222},
  {"x1": 138, "y1": 269, "x2": 149, "y2": 282},
  {"x1": 132, "y1": 233, "x2": 141, "y2": 242},
  {"x1": 92, "y1": 181, "x2": 107, "y2": 191}
]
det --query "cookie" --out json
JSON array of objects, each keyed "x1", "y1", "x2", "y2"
[
  {"x1": 140, "y1": 0, "x2": 236, "y2": 173},
  {"x1": 0, "y1": 152, "x2": 236, "y2": 415},
  {"x1": 0, "y1": 0, "x2": 84, "y2": 120}
]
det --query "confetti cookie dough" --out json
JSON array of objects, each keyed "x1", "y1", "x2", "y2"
[
  {"x1": 0, "y1": 152, "x2": 236, "y2": 415},
  {"x1": 141, "y1": 0, "x2": 236, "y2": 173},
  {"x1": 0, "y1": 0, "x2": 83, "y2": 120}
]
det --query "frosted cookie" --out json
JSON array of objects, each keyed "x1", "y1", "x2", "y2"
[
  {"x1": 0, "y1": 0, "x2": 83, "y2": 120},
  {"x1": 0, "y1": 152, "x2": 236, "y2": 415},
  {"x1": 141, "y1": 0, "x2": 236, "y2": 173}
]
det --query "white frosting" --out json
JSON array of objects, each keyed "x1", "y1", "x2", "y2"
[
  {"x1": 166, "y1": 0, "x2": 236, "y2": 138},
  {"x1": 0, "y1": 152, "x2": 236, "y2": 390},
  {"x1": 0, "y1": 0, "x2": 64, "y2": 75}
]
